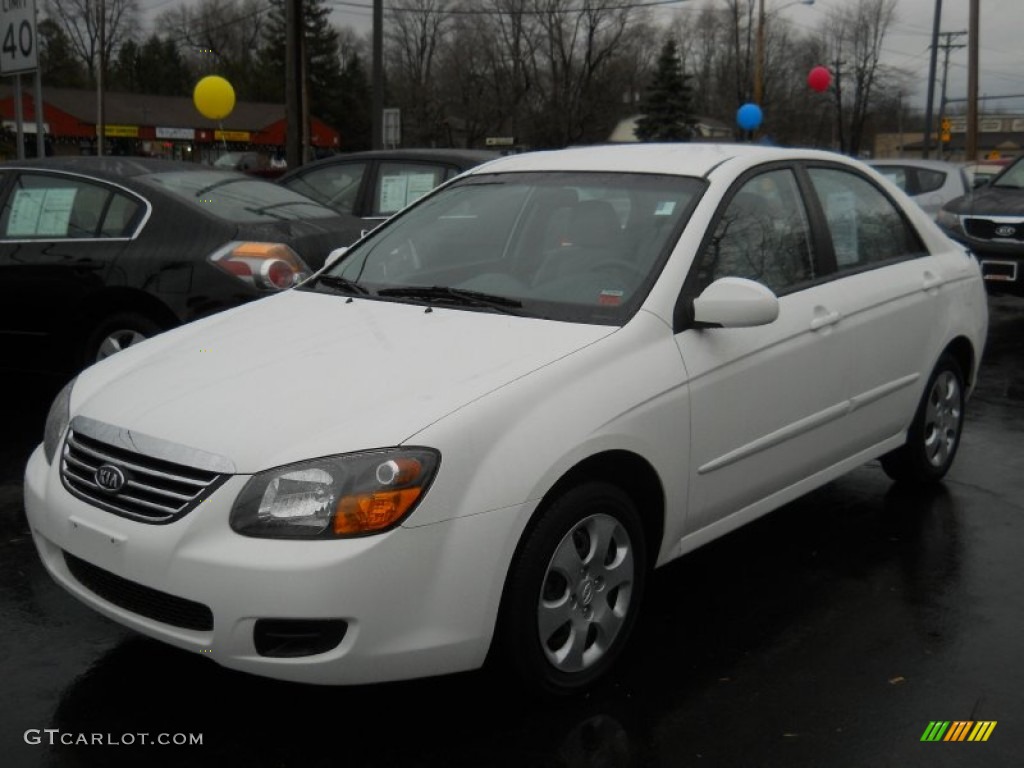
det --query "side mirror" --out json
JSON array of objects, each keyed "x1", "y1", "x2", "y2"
[
  {"x1": 324, "y1": 246, "x2": 348, "y2": 269},
  {"x1": 692, "y1": 277, "x2": 780, "y2": 328},
  {"x1": 972, "y1": 177, "x2": 988, "y2": 189}
]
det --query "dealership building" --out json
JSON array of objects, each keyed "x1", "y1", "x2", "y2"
[{"x1": 0, "y1": 85, "x2": 340, "y2": 162}]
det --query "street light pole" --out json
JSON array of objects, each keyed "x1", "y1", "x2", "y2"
[{"x1": 754, "y1": 0, "x2": 814, "y2": 107}]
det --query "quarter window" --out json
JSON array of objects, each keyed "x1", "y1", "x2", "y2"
[
  {"x1": 0, "y1": 173, "x2": 140, "y2": 239},
  {"x1": 692, "y1": 169, "x2": 815, "y2": 295},
  {"x1": 807, "y1": 168, "x2": 925, "y2": 269}
]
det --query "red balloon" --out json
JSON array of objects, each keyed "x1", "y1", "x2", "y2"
[{"x1": 808, "y1": 66, "x2": 832, "y2": 93}]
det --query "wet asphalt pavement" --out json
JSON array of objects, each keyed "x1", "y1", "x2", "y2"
[{"x1": 1, "y1": 297, "x2": 1022, "y2": 768}]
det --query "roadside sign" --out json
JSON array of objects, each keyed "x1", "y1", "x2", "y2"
[
  {"x1": 383, "y1": 108, "x2": 400, "y2": 148},
  {"x1": 1, "y1": 0, "x2": 38, "y2": 75},
  {"x1": 486, "y1": 137, "x2": 515, "y2": 147}
]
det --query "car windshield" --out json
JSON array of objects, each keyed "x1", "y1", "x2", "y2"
[
  {"x1": 308, "y1": 171, "x2": 705, "y2": 325},
  {"x1": 213, "y1": 153, "x2": 251, "y2": 168},
  {"x1": 991, "y1": 158, "x2": 1024, "y2": 189},
  {"x1": 142, "y1": 170, "x2": 339, "y2": 222}
]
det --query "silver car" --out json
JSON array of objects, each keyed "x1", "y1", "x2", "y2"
[{"x1": 869, "y1": 159, "x2": 971, "y2": 217}]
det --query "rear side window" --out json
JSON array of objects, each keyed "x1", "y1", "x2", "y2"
[
  {"x1": 807, "y1": 168, "x2": 925, "y2": 270},
  {"x1": 281, "y1": 162, "x2": 367, "y2": 215},
  {"x1": 0, "y1": 173, "x2": 141, "y2": 239}
]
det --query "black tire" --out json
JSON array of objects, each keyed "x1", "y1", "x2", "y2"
[
  {"x1": 82, "y1": 312, "x2": 164, "y2": 366},
  {"x1": 881, "y1": 353, "x2": 965, "y2": 484},
  {"x1": 495, "y1": 481, "x2": 647, "y2": 696}
]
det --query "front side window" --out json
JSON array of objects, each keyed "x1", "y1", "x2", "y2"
[
  {"x1": 311, "y1": 171, "x2": 705, "y2": 325},
  {"x1": 372, "y1": 163, "x2": 450, "y2": 216},
  {"x1": 916, "y1": 168, "x2": 946, "y2": 194},
  {"x1": 0, "y1": 173, "x2": 141, "y2": 239},
  {"x1": 280, "y1": 162, "x2": 367, "y2": 215},
  {"x1": 807, "y1": 167, "x2": 925, "y2": 270},
  {"x1": 691, "y1": 169, "x2": 815, "y2": 296}
]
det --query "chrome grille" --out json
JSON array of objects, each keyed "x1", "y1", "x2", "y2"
[{"x1": 61, "y1": 429, "x2": 227, "y2": 523}]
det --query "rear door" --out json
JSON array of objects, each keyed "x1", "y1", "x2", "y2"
[
  {"x1": 0, "y1": 170, "x2": 145, "y2": 371},
  {"x1": 800, "y1": 163, "x2": 948, "y2": 453}
]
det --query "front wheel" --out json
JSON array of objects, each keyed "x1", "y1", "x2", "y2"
[
  {"x1": 82, "y1": 312, "x2": 164, "y2": 365},
  {"x1": 881, "y1": 353, "x2": 965, "y2": 484},
  {"x1": 495, "y1": 481, "x2": 647, "y2": 696}
]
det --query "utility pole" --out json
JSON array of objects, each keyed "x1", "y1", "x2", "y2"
[
  {"x1": 285, "y1": 0, "x2": 303, "y2": 168},
  {"x1": 96, "y1": 0, "x2": 105, "y2": 156},
  {"x1": 922, "y1": 0, "x2": 942, "y2": 159},
  {"x1": 372, "y1": 0, "x2": 383, "y2": 149},
  {"x1": 935, "y1": 31, "x2": 966, "y2": 159},
  {"x1": 831, "y1": 58, "x2": 845, "y2": 152},
  {"x1": 966, "y1": 0, "x2": 980, "y2": 161}
]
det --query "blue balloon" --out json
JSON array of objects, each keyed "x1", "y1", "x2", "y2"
[{"x1": 737, "y1": 103, "x2": 763, "y2": 131}]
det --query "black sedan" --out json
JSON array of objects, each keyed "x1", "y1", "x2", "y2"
[
  {"x1": 277, "y1": 148, "x2": 499, "y2": 236},
  {"x1": 0, "y1": 156, "x2": 364, "y2": 374}
]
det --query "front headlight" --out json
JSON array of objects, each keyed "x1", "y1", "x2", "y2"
[
  {"x1": 229, "y1": 448, "x2": 440, "y2": 539},
  {"x1": 43, "y1": 377, "x2": 76, "y2": 464},
  {"x1": 936, "y1": 208, "x2": 963, "y2": 235}
]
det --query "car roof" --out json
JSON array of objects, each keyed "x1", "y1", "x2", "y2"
[
  {"x1": 286, "y1": 148, "x2": 500, "y2": 173},
  {"x1": 868, "y1": 158, "x2": 962, "y2": 171},
  {"x1": 0, "y1": 156, "x2": 226, "y2": 181},
  {"x1": 469, "y1": 143, "x2": 856, "y2": 178}
]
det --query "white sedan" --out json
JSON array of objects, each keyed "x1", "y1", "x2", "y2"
[{"x1": 25, "y1": 144, "x2": 988, "y2": 695}]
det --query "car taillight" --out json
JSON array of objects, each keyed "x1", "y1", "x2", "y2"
[{"x1": 209, "y1": 242, "x2": 311, "y2": 291}]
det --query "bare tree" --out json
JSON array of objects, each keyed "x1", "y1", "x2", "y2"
[
  {"x1": 384, "y1": 0, "x2": 453, "y2": 145},
  {"x1": 156, "y1": 0, "x2": 267, "y2": 98},
  {"x1": 44, "y1": 0, "x2": 140, "y2": 85},
  {"x1": 824, "y1": 0, "x2": 898, "y2": 155}
]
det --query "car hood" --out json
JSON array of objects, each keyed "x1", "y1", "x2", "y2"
[
  {"x1": 72, "y1": 290, "x2": 616, "y2": 473},
  {"x1": 944, "y1": 186, "x2": 1024, "y2": 216}
]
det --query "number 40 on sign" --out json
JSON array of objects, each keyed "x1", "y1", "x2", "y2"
[{"x1": 1, "y1": 0, "x2": 38, "y2": 76}]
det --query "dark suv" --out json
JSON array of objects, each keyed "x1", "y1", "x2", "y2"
[{"x1": 937, "y1": 156, "x2": 1024, "y2": 293}]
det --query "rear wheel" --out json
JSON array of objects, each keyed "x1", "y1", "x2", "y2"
[
  {"x1": 83, "y1": 312, "x2": 164, "y2": 365},
  {"x1": 881, "y1": 353, "x2": 965, "y2": 484},
  {"x1": 495, "y1": 481, "x2": 647, "y2": 695}
]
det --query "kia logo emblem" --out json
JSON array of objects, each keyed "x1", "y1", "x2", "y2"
[
  {"x1": 994, "y1": 225, "x2": 1017, "y2": 238},
  {"x1": 95, "y1": 464, "x2": 127, "y2": 493}
]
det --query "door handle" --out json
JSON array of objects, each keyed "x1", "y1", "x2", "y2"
[
  {"x1": 810, "y1": 309, "x2": 841, "y2": 330},
  {"x1": 922, "y1": 271, "x2": 943, "y2": 291}
]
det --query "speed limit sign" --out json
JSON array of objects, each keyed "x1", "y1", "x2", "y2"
[{"x1": 1, "y1": 0, "x2": 38, "y2": 75}]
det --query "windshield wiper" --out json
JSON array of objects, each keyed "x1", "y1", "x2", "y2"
[
  {"x1": 193, "y1": 178, "x2": 250, "y2": 197},
  {"x1": 377, "y1": 285, "x2": 523, "y2": 313},
  {"x1": 311, "y1": 274, "x2": 369, "y2": 295}
]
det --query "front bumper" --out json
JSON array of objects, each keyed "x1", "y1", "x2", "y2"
[
  {"x1": 24, "y1": 443, "x2": 528, "y2": 685},
  {"x1": 943, "y1": 231, "x2": 1024, "y2": 291}
]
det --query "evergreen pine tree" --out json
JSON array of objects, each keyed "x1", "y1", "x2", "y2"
[{"x1": 634, "y1": 39, "x2": 697, "y2": 142}]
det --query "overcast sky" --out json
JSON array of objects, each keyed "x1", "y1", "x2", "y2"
[{"x1": 326, "y1": 0, "x2": 1021, "y2": 113}]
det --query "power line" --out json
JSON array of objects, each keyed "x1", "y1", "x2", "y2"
[{"x1": 329, "y1": 0, "x2": 694, "y2": 14}]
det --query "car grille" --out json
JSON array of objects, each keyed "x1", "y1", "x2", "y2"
[
  {"x1": 963, "y1": 217, "x2": 1024, "y2": 241},
  {"x1": 60, "y1": 429, "x2": 227, "y2": 524},
  {"x1": 64, "y1": 551, "x2": 214, "y2": 632}
]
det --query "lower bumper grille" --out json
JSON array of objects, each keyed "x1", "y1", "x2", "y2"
[{"x1": 63, "y1": 551, "x2": 214, "y2": 632}]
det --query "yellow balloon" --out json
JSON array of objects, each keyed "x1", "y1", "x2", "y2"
[{"x1": 193, "y1": 76, "x2": 236, "y2": 121}]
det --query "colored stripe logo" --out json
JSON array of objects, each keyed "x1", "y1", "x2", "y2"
[{"x1": 921, "y1": 721, "x2": 997, "y2": 742}]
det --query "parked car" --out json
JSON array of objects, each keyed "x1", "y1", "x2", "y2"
[
  {"x1": 962, "y1": 159, "x2": 1011, "y2": 188},
  {"x1": 868, "y1": 158, "x2": 970, "y2": 217},
  {"x1": 277, "y1": 148, "x2": 499, "y2": 236},
  {"x1": 938, "y1": 155, "x2": 1024, "y2": 294},
  {"x1": 0, "y1": 156, "x2": 363, "y2": 373},
  {"x1": 26, "y1": 145, "x2": 987, "y2": 696}
]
